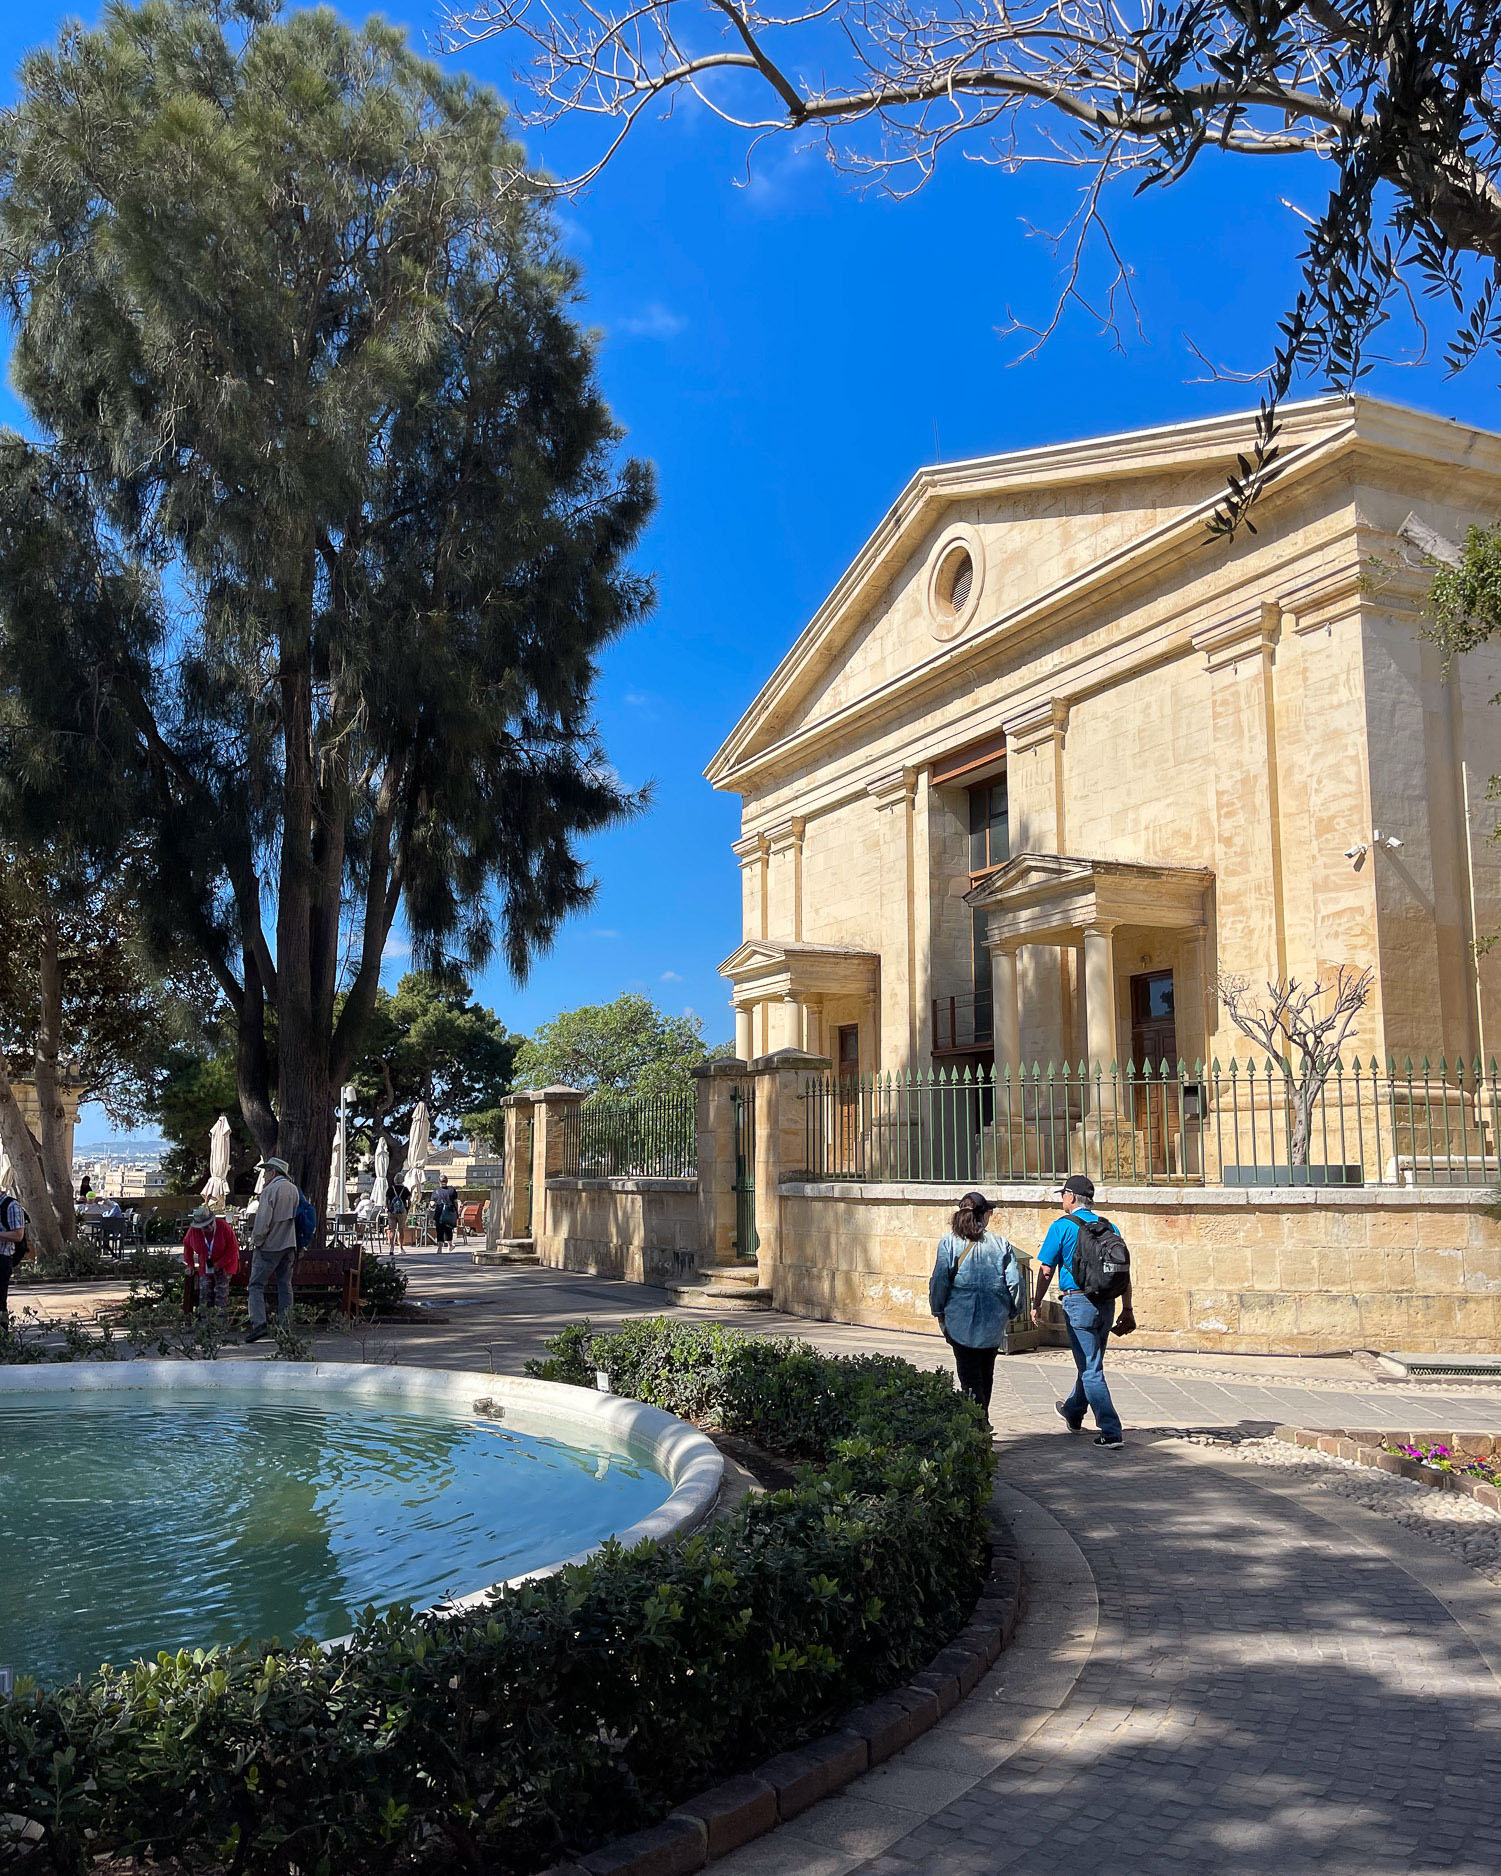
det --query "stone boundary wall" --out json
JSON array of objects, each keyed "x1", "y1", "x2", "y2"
[
  {"x1": 541, "y1": 1177, "x2": 704, "y2": 1289},
  {"x1": 775, "y1": 1181, "x2": 1501, "y2": 1354}
]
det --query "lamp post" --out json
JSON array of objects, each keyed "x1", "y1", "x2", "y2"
[{"x1": 338, "y1": 1084, "x2": 355, "y2": 1216}]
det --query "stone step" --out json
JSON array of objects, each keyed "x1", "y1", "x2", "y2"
[
  {"x1": 665, "y1": 1272, "x2": 773, "y2": 1311},
  {"x1": 473, "y1": 1240, "x2": 541, "y2": 1266}
]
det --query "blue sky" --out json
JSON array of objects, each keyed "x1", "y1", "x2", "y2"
[{"x1": 7, "y1": 4, "x2": 1501, "y2": 1147}]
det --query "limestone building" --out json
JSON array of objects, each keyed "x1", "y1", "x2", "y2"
[{"x1": 709, "y1": 397, "x2": 1501, "y2": 1084}]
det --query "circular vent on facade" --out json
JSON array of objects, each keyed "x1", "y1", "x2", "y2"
[
  {"x1": 924, "y1": 525, "x2": 985, "y2": 640},
  {"x1": 946, "y1": 551, "x2": 973, "y2": 613},
  {"x1": 936, "y1": 544, "x2": 974, "y2": 618}
]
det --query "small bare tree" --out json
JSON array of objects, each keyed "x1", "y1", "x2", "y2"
[{"x1": 1214, "y1": 966, "x2": 1374, "y2": 1165}]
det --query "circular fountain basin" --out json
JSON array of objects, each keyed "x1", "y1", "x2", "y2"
[{"x1": 0, "y1": 1361, "x2": 721, "y2": 1687}]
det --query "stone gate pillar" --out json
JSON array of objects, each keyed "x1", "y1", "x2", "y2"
[
  {"x1": 694, "y1": 1058, "x2": 747, "y2": 1268},
  {"x1": 751, "y1": 1048, "x2": 830, "y2": 1297},
  {"x1": 529, "y1": 1085, "x2": 585, "y2": 1265}
]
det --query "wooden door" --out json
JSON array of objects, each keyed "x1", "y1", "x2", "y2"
[
  {"x1": 1129, "y1": 971, "x2": 1178, "y2": 1173},
  {"x1": 836, "y1": 1024, "x2": 861, "y2": 1173}
]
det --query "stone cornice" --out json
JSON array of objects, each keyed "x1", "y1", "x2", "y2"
[
  {"x1": 731, "y1": 832, "x2": 769, "y2": 865},
  {"x1": 708, "y1": 424, "x2": 1355, "y2": 794},
  {"x1": 764, "y1": 815, "x2": 807, "y2": 854},
  {"x1": 866, "y1": 767, "x2": 917, "y2": 810},
  {"x1": 1003, "y1": 698, "x2": 1070, "y2": 755},
  {"x1": 1192, "y1": 601, "x2": 1281, "y2": 673},
  {"x1": 708, "y1": 395, "x2": 1501, "y2": 798}
]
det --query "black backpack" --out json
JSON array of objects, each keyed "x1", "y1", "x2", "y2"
[{"x1": 1071, "y1": 1215, "x2": 1131, "y2": 1305}]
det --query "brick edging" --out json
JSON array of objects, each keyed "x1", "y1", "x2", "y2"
[
  {"x1": 538, "y1": 1517, "x2": 1025, "y2": 1876},
  {"x1": 1272, "y1": 1425, "x2": 1501, "y2": 1511}
]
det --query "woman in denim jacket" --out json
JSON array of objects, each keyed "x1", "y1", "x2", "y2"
[{"x1": 928, "y1": 1190, "x2": 1024, "y2": 1409}]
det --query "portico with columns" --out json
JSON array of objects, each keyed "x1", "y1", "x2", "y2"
[
  {"x1": 966, "y1": 854, "x2": 1215, "y2": 1098},
  {"x1": 719, "y1": 940, "x2": 880, "y2": 1067}
]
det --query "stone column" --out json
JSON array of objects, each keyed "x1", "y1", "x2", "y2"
[
  {"x1": 734, "y1": 1004, "x2": 755, "y2": 1062},
  {"x1": 989, "y1": 941, "x2": 1021, "y2": 1073},
  {"x1": 530, "y1": 1085, "x2": 585, "y2": 1265},
  {"x1": 694, "y1": 1058, "x2": 746, "y2": 1268},
  {"x1": 750, "y1": 1048, "x2": 830, "y2": 1299},
  {"x1": 803, "y1": 996, "x2": 825, "y2": 1058},
  {"x1": 1082, "y1": 921, "x2": 1120, "y2": 1109},
  {"x1": 767, "y1": 995, "x2": 802, "y2": 1052}
]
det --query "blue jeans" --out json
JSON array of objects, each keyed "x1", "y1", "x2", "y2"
[
  {"x1": 1060, "y1": 1291, "x2": 1122, "y2": 1438},
  {"x1": 248, "y1": 1246, "x2": 296, "y2": 1328}
]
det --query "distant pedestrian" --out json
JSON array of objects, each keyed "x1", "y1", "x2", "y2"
[
  {"x1": 77, "y1": 1173, "x2": 93, "y2": 1204},
  {"x1": 183, "y1": 1205, "x2": 240, "y2": 1315},
  {"x1": 1031, "y1": 1175, "x2": 1136, "y2": 1449},
  {"x1": 928, "y1": 1190, "x2": 1024, "y2": 1411},
  {"x1": 0, "y1": 1186, "x2": 26, "y2": 1320},
  {"x1": 246, "y1": 1157, "x2": 299, "y2": 1343},
  {"x1": 385, "y1": 1182, "x2": 409, "y2": 1251},
  {"x1": 431, "y1": 1176, "x2": 459, "y2": 1250}
]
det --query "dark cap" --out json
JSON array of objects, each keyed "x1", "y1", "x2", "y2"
[
  {"x1": 958, "y1": 1190, "x2": 994, "y2": 1215},
  {"x1": 1060, "y1": 1174, "x2": 1096, "y2": 1202}
]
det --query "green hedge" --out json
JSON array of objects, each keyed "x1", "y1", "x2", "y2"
[{"x1": 1, "y1": 1318, "x2": 994, "y2": 1874}]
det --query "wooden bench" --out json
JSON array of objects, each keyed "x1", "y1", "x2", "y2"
[{"x1": 183, "y1": 1241, "x2": 363, "y2": 1318}]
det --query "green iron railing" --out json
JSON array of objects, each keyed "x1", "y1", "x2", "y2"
[
  {"x1": 559, "y1": 1087, "x2": 696, "y2": 1179},
  {"x1": 799, "y1": 1056, "x2": 1501, "y2": 1188}
]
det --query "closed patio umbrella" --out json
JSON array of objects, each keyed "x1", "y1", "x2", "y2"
[
  {"x1": 372, "y1": 1134, "x2": 390, "y2": 1210},
  {"x1": 406, "y1": 1101, "x2": 431, "y2": 1194},
  {"x1": 202, "y1": 1115, "x2": 232, "y2": 1207},
  {"x1": 326, "y1": 1115, "x2": 344, "y2": 1218}
]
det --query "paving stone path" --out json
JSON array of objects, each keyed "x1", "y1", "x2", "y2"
[{"x1": 29, "y1": 1256, "x2": 1501, "y2": 1870}]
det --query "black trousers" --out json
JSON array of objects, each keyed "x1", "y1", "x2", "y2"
[
  {"x1": 0, "y1": 1252, "x2": 11, "y2": 1319},
  {"x1": 950, "y1": 1339, "x2": 999, "y2": 1410}
]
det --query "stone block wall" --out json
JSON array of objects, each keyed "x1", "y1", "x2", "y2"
[
  {"x1": 540, "y1": 1177, "x2": 703, "y2": 1288},
  {"x1": 774, "y1": 1181, "x2": 1501, "y2": 1354}
]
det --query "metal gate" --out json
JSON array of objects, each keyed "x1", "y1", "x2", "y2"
[
  {"x1": 731, "y1": 1082, "x2": 758, "y2": 1259},
  {"x1": 515, "y1": 1110, "x2": 534, "y2": 1238}
]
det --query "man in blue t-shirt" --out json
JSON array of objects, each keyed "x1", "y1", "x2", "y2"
[{"x1": 1031, "y1": 1174, "x2": 1134, "y2": 1448}]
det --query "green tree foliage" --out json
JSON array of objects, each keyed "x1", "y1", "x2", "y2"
[
  {"x1": 0, "y1": 0, "x2": 653, "y2": 1223},
  {"x1": 154, "y1": 973, "x2": 517, "y2": 1189},
  {"x1": 1431, "y1": 527, "x2": 1501, "y2": 664},
  {"x1": 0, "y1": 851, "x2": 206, "y2": 1241},
  {"x1": 514, "y1": 992, "x2": 731, "y2": 1096},
  {"x1": 154, "y1": 1038, "x2": 262, "y2": 1199},
  {"x1": 346, "y1": 971, "x2": 521, "y2": 1152}
]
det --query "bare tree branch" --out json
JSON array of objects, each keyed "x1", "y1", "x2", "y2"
[
  {"x1": 441, "y1": 0, "x2": 1501, "y2": 531},
  {"x1": 1214, "y1": 966, "x2": 1374, "y2": 1163}
]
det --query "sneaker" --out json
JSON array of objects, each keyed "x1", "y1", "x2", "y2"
[
  {"x1": 1054, "y1": 1401, "x2": 1083, "y2": 1433},
  {"x1": 1094, "y1": 1433, "x2": 1124, "y2": 1448},
  {"x1": 244, "y1": 1324, "x2": 269, "y2": 1344}
]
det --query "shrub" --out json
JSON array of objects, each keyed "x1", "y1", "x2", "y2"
[
  {"x1": 357, "y1": 1251, "x2": 409, "y2": 1313},
  {"x1": 0, "y1": 1318, "x2": 994, "y2": 1874}
]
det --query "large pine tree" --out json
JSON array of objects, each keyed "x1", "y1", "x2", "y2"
[{"x1": 0, "y1": 0, "x2": 653, "y2": 1220}]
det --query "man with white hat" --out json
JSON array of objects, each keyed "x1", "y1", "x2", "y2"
[{"x1": 246, "y1": 1156, "x2": 299, "y2": 1343}]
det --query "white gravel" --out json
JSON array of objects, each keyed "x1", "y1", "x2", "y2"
[{"x1": 1175, "y1": 1432, "x2": 1501, "y2": 1583}]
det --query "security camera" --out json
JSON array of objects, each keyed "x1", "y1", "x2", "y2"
[
  {"x1": 1345, "y1": 844, "x2": 1368, "y2": 861},
  {"x1": 1383, "y1": 835, "x2": 1404, "y2": 851}
]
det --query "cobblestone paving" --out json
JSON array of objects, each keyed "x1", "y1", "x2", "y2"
[{"x1": 850, "y1": 1432, "x2": 1501, "y2": 1875}]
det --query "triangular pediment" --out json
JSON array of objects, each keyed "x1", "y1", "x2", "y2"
[
  {"x1": 705, "y1": 395, "x2": 1415, "y2": 794},
  {"x1": 966, "y1": 851, "x2": 1215, "y2": 942}
]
